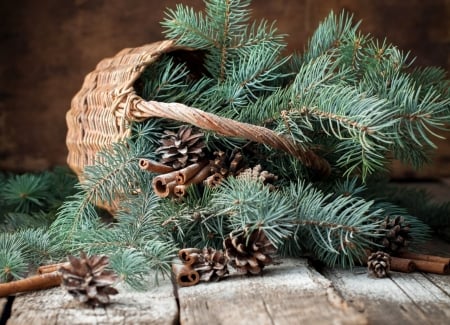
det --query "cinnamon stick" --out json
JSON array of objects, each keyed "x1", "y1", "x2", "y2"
[
  {"x1": 175, "y1": 161, "x2": 207, "y2": 185},
  {"x1": 390, "y1": 257, "x2": 416, "y2": 273},
  {"x1": 185, "y1": 164, "x2": 211, "y2": 185},
  {"x1": 397, "y1": 252, "x2": 450, "y2": 265},
  {"x1": 139, "y1": 158, "x2": 174, "y2": 174},
  {"x1": 413, "y1": 260, "x2": 449, "y2": 275},
  {"x1": 37, "y1": 262, "x2": 70, "y2": 274},
  {"x1": 178, "y1": 248, "x2": 201, "y2": 266},
  {"x1": 174, "y1": 185, "x2": 188, "y2": 198},
  {"x1": 0, "y1": 272, "x2": 61, "y2": 297},
  {"x1": 172, "y1": 263, "x2": 200, "y2": 287},
  {"x1": 174, "y1": 165, "x2": 212, "y2": 198},
  {"x1": 152, "y1": 170, "x2": 180, "y2": 197}
]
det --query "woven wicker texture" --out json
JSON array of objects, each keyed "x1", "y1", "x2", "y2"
[
  {"x1": 66, "y1": 41, "x2": 330, "y2": 177},
  {"x1": 66, "y1": 40, "x2": 176, "y2": 176}
]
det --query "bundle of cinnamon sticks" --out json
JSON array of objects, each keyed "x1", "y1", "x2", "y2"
[
  {"x1": 172, "y1": 248, "x2": 202, "y2": 287},
  {"x1": 389, "y1": 252, "x2": 450, "y2": 274},
  {"x1": 140, "y1": 159, "x2": 212, "y2": 198},
  {"x1": 0, "y1": 263, "x2": 68, "y2": 297}
]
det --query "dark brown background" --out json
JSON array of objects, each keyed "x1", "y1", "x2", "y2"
[{"x1": 1, "y1": 0, "x2": 449, "y2": 177}]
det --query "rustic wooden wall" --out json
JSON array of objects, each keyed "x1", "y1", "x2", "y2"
[{"x1": 0, "y1": 0, "x2": 449, "y2": 176}]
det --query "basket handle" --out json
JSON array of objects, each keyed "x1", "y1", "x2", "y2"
[{"x1": 127, "y1": 99, "x2": 330, "y2": 177}]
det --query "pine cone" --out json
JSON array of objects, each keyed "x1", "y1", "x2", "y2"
[
  {"x1": 59, "y1": 252, "x2": 118, "y2": 306},
  {"x1": 192, "y1": 248, "x2": 229, "y2": 282},
  {"x1": 236, "y1": 164, "x2": 278, "y2": 189},
  {"x1": 205, "y1": 150, "x2": 245, "y2": 188},
  {"x1": 156, "y1": 125, "x2": 206, "y2": 169},
  {"x1": 367, "y1": 251, "x2": 391, "y2": 278},
  {"x1": 379, "y1": 216, "x2": 412, "y2": 254},
  {"x1": 224, "y1": 228, "x2": 276, "y2": 275}
]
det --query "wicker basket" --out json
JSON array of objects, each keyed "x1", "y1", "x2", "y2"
[
  {"x1": 67, "y1": 40, "x2": 174, "y2": 176},
  {"x1": 66, "y1": 40, "x2": 330, "y2": 178}
]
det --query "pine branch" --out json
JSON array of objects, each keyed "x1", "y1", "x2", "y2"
[
  {"x1": 284, "y1": 85, "x2": 395, "y2": 179},
  {"x1": 286, "y1": 181, "x2": 383, "y2": 267},
  {"x1": 162, "y1": 4, "x2": 217, "y2": 49},
  {"x1": 331, "y1": 178, "x2": 433, "y2": 245},
  {"x1": 157, "y1": 185, "x2": 230, "y2": 249},
  {"x1": 302, "y1": 11, "x2": 359, "y2": 63},
  {"x1": 1, "y1": 174, "x2": 51, "y2": 214},
  {"x1": 212, "y1": 178, "x2": 297, "y2": 246},
  {"x1": 0, "y1": 233, "x2": 29, "y2": 282},
  {"x1": 139, "y1": 56, "x2": 191, "y2": 102},
  {"x1": 48, "y1": 190, "x2": 98, "y2": 256}
]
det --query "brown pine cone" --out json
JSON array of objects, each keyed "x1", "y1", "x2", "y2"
[
  {"x1": 367, "y1": 251, "x2": 391, "y2": 278},
  {"x1": 210, "y1": 150, "x2": 244, "y2": 176},
  {"x1": 192, "y1": 248, "x2": 229, "y2": 282},
  {"x1": 379, "y1": 216, "x2": 412, "y2": 254},
  {"x1": 156, "y1": 125, "x2": 206, "y2": 169},
  {"x1": 204, "y1": 150, "x2": 245, "y2": 188},
  {"x1": 224, "y1": 228, "x2": 277, "y2": 275},
  {"x1": 59, "y1": 252, "x2": 118, "y2": 306}
]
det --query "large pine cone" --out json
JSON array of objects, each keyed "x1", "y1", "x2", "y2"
[
  {"x1": 59, "y1": 252, "x2": 118, "y2": 306},
  {"x1": 367, "y1": 251, "x2": 391, "y2": 278},
  {"x1": 156, "y1": 125, "x2": 206, "y2": 169},
  {"x1": 224, "y1": 228, "x2": 277, "y2": 275},
  {"x1": 379, "y1": 216, "x2": 412, "y2": 254}
]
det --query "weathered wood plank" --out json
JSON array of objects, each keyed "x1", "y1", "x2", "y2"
[
  {"x1": 7, "y1": 277, "x2": 178, "y2": 325},
  {"x1": 390, "y1": 272, "x2": 450, "y2": 321},
  {"x1": 324, "y1": 266, "x2": 450, "y2": 325},
  {"x1": 176, "y1": 258, "x2": 367, "y2": 325}
]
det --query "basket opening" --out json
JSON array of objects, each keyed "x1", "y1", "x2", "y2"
[{"x1": 133, "y1": 49, "x2": 208, "y2": 102}]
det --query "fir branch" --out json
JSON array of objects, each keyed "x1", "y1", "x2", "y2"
[
  {"x1": 286, "y1": 181, "x2": 384, "y2": 267},
  {"x1": 16, "y1": 228, "x2": 57, "y2": 266},
  {"x1": 109, "y1": 249, "x2": 152, "y2": 290},
  {"x1": 285, "y1": 84, "x2": 396, "y2": 178},
  {"x1": 228, "y1": 44, "x2": 290, "y2": 100},
  {"x1": 302, "y1": 11, "x2": 359, "y2": 63},
  {"x1": 157, "y1": 185, "x2": 230, "y2": 249},
  {"x1": 0, "y1": 233, "x2": 29, "y2": 282},
  {"x1": 231, "y1": 20, "x2": 285, "y2": 55},
  {"x1": 1, "y1": 211, "x2": 54, "y2": 232},
  {"x1": 48, "y1": 190, "x2": 98, "y2": 256},
  {"x1": 60, "y1": 175, "x2": 177, "y2": 288},
  {"x1": 212, "y1": 178, "x2": 297, "y2": 247},
  {"x1": 139, "y1": 56, "x2": 191, "y2": 103},
  {"x1": 162, "y1": 4, "x2": 216, "y2": 49},
  {"x1": 1, "y1": 174, "x2": 50, "y2": 214}
]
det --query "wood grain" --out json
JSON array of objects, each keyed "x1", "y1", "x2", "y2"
[
  {"x1": 7, "y1": 278, "x2": 178, "y2": 325},
  {"x1": 177, "y1": 258, "x2": 367, "y2": 325},
  {"x1": 323, "y1": 266, "x2": 450, "y2": 325}
]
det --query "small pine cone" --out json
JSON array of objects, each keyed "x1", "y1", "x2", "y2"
[
  {"x1": 156, "y1": 125, "x2": 206, "y2": 169},
  {"x1": 192, "y1": 248, "x2": 229, "y2": 282},
  {"x1": 367, "y1": 251, "x2": 391, "y2": 278},
  {"x1": 59, "y1": 252, "x2": 118, "y2": 306},
  {"x1": 224, "y1": 228, "x2": 277, "y2": 275},
  {"x1": 236, "y1": 164, "x2": 278, "y2": 189},
  {"x1": 210, "y1": 150, "x2": 244, "y2": 177},
  {"x1": 379, "y1": 216, "x2": 412, "y2": 254},
  {"x1": 205, "y1": 150, "x2": 245, "y2": 188}
]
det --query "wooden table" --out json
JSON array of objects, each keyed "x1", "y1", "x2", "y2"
[{"x1": 3, "y1": 181, "x2": 450, "y2": 325}]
